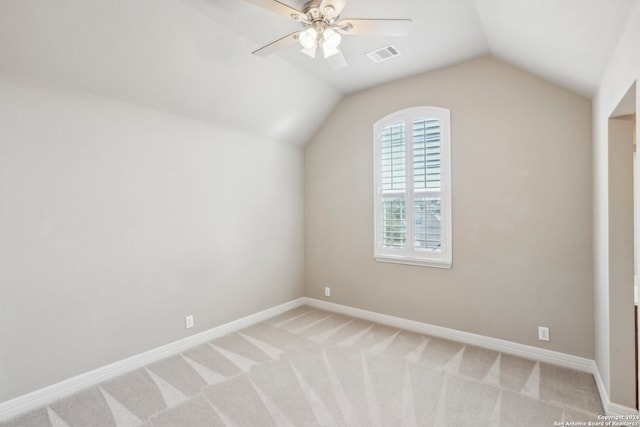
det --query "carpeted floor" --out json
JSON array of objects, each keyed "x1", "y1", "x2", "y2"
[{"x1": 2, "y1": 305, "x2": 605, "y2": 426}]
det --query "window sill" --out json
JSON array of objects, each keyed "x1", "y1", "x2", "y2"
[{"x1": 374, "y1": 255, "x2": 452, "y2": 269}]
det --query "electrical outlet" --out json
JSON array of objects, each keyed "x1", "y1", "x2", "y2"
[
  {"x1": 185, "y1": 315, "x2": 194, "y2": 329},
  {"x1": 324, "y1": 287, "x2": 331, "y2": 297},
  {"x1": 538, "y1": 326, "x2": 549, "y2": 341}
]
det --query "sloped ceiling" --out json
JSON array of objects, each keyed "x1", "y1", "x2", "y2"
[
  {"x1": 0, "y1": 0, "x2": 637, "y2": 145},
  {"x1": 0, "y1": 0, "x2": 342, "y2": 145}
]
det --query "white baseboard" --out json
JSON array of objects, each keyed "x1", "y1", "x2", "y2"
[
  {"x1": 0, "y1": 298, "x2": 306, "y2": 422},
  {"x1": 592, "y1": 367, "x2": 639, "y2": 417},
  {"x1": 303, "y1": 297, "x2": 593, "y2": 371},
  {"x1": 302, "y1": 297, "x2": 639, "y2": 417},
  {"x1": 3, "y1": 296, "x2": 637, "y2": 421},
  {"x1": 606, "y1": 401, "x2": 640, "y2": 417}
]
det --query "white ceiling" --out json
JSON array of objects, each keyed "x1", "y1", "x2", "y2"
[{"x1": 0, "y1": 0, "x2": 637, "y2": 145}]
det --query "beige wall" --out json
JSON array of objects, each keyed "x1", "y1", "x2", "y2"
[
  {"x1": 0, "y1": 75, "x2": 305, "y2": 402},
  {"x1": 593, "y1": 1, "x2": 640, "y2": 409},
  {"x1": 305, "y1": 56, "x2": 594, "y2": 357}
]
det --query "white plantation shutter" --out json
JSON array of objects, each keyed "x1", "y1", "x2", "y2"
[
  {"x1": 412, "y1": 118, "x2": 441, "y2": 251},
  {"x1": 374, "y1": 107, "x2": 452, "y2": 268},
  {"x1": 380, "y1": 123, "x2": 407, "y2": 248}
]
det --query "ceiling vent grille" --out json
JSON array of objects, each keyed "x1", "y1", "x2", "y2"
[{"x1": 366, "y1": 45, "x2": 401, "y2": 63}]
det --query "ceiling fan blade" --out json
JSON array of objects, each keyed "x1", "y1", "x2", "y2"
[
  {"x1": 326, "y1": 48, "x2": 348, "y2": 70},
  {"x1": 243, "y1": 0, "x2": 305, "y2": 21},
  {"x1": 337, "y1": 19, "x2": 412, "y2": 37},
  {"x1": 252, "y1": 32, "x2": 300, "y2": 57},
  {"x1": 321, "y1": 0, "x2": 350, "y2": 17}
]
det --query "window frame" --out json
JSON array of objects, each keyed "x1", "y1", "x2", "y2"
[{"x1": 373, "y1": 106, "x2": 452, "y2": 268}]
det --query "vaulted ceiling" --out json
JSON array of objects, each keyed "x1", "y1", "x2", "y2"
[{"x1": 0, "y1": 0, "x2": 636, "y2": 145}]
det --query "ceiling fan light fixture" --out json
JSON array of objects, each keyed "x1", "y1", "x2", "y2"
[
  {"x1": 247, "y1": 0, "x2": 412, "y2": 71},
  {"x1": 299, "y1": 27, "x2": 317, "y2": 49},
  {"x1": 322, "y1": 28, "x2": 341, "y2": 49}
]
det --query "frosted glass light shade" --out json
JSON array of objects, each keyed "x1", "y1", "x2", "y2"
[
  {"x1": 322, "y1": 28, "x2": 341, "y2": 49},
  {"x1": 299, "y1": 28, "x2": 317, "y2": 49}
]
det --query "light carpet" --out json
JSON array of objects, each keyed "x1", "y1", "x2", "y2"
[{"x1": 2, "y1": 305, "x2": 605, "y2": 426}]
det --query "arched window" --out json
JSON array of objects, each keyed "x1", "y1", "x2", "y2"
[{"x1": 373, "y1": 106, "x2": 452, "y2": 268}]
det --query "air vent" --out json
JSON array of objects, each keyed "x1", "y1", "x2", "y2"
[{"x1": 366, "y1": 45, "x2": 401, "y2": 63}]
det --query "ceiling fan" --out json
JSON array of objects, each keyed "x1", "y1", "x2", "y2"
[{"x1": 244, "y1": 0, "x2": 412, "y2": 70}]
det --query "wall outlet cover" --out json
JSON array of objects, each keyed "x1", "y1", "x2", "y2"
[{"x1": 538, "y1": 326, "x2": 550, "y2": 341}]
